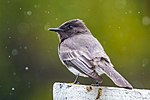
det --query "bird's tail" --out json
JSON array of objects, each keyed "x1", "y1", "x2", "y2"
[{"x1": 98, "y1": 60, "x2": 133, "y2": 89}]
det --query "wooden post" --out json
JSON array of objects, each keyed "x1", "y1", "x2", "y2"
[{"x1": 53, "y1": 82, "x2": 150, "y2": 100}]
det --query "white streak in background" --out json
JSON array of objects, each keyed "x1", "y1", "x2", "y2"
[
  {"x1": 142, "y1": 16, "x2": 150, "y2": 26},
  {"x1": 12, "y1": 49, "x2": 18, "y2": 56},
  {"x1": 27, "y1": 11, "x2": 32, "y2": 16}
]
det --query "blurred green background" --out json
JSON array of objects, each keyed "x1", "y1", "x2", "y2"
[{"x1": 0, "y1": 0, "x2": 150, "y2": 100}]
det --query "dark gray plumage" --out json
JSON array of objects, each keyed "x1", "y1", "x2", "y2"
[{"x1": 48, "y1": 19, "x2": 133, "y2": 89}]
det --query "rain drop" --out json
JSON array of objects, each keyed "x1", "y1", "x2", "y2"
[
  {"x1": 138, "y1": 11, "x2": 141, "y2": 14},
  {"x1": 9, "y1": 92, "x2": 12, "y2": 95},
  {"x1": 128, "y1": 10, "x2": 132, "y2": 14},
  {"x1": 34, "y1": 4, "x2": 38, "y2": 8},
  {"x1": 28, "y1": 82, "x2": 31, "y2": 88},
  {"x1": 17, "y1": 23, "x2": 30, "y2": 34},
  {"x1": 11, "y1": 88, "x2": 15, "y2": 91},
  {"x1": 142, "y1": 16, "x2": 150, "y2": 26},
  {"x1": 27, "y1": 11, "x2": 32, "y2": 16},
  {"x1": 12, "y1": 49, "x2": 18, "y2": 56},
  {"x1": 35, "y1": 36, "x2": 39, "y2": 40},
  {"x1": 13, "y1": 72, "x2": 16, "y2": 76},
  {"x1": 142, "y1": 58, "x2": 149, "y2": 67},
  {"x1": 25, "y1": 66, "x2": 29, "y2": 70},
  {"x1": 24, "y1": 46, "x2": 28, "y2": 50}
]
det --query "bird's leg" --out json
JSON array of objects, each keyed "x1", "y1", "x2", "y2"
[
  {"x1": 91, "y1": 81, "x2": 101, "y2": 86},
  {"x1": 73, "y1": 74, "x2": 80, "y2": 84},
  {"x1": 91, "y1": 76, "x2": 103, "y2": 86}
]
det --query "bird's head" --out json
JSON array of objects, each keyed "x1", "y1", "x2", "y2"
[{"x1": 48, "y1": 19, "x2": 90, "y2": 41}]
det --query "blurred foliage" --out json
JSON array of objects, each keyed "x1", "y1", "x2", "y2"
[{"x1": 0, "y1": 0, "x2": 150, "y2": 99}]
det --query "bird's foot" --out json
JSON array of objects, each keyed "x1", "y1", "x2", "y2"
[
  {"x1": 73, "y1": 81, "x2": 80, "y2": 84},
  {"x1": 91, "y1": 82, "x2": 100, "y2": 86}
]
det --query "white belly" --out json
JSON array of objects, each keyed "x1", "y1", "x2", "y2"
[{"x1": 67, "y1": 66, "x2": 88, "y2": 77}]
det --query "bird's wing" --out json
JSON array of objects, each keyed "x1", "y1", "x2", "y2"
[
  {"x1": 60, "y1": 50, "x2": 133, "y2": 89},
  {"x1": 59, "y1": 50, "x2": 103, "y2": 82}
]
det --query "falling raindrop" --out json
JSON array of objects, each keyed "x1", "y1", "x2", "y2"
[
  {"x1": 12, "y1": 49, "x2": 18, "y2": 56},
  {"x1": 7, "y1": 0, "x2": 10, "y2": 3},
  {"x1": 28, "y1": 82, "x2": 31, "y2": 88},
  {"x1": 128, "y1": 10, "x2": 132, "y2": 14},
  {"x1": 27, "y1": 11, "x2": 32, "y2": 16},
  {"x1": 9, "y1": 92, "x2": 12, "y2": 95},
  {"x1": 25, "y1": 66, "x2": 29, "y2": 70},
  {"x1": 13, "y1": 72, "x2": 16, "y2": 76},
  {"x1": 35, "y1": 36, "x2": 39, "y2": 40},
  {"x1": 11, "y1": 88, "x2": 15, "y2": 91},
  {"x1": 44, "y1": 24, "x2": 50, "y2": 31},
  {"x1": 34, "y1": 4, "x2": 38, "y2": 8},
  {"x1": 24, "y1": 46, "x2": 28, "y2": 50},
  {"x1": 17, "y1": 23, "x2": 30, "y2": 34},
  {"x1": 142, "y1": 58, "x2": 149, "y2": 67},
  {"x1": 137, "y1": 11, "x2": 141, "y2": 14},
  {"x1": 142, "y1": 16, "x2": 150, "y2": 26},
  {"x1": 9, "y1": 36, "x2": 12, "y2": 39},
  {"x1": 19, "y1": 46, "x2": 22, "y2": 49}
]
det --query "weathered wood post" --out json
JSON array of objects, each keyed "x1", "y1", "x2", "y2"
[{"x1": 53, "y1": 82, "x2": 150, "y2": 100}]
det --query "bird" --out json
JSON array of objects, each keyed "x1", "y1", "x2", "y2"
[{"x1": 48, "y1": 19, "x2": 133, "y2": 89}]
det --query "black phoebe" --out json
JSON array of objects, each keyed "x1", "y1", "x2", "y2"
[{"x1": 48, "y1": 19, "x2": 133, "y2": 89}]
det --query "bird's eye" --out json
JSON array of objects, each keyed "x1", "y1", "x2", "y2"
[{"x1": 67, "y1": 25, "x2": 74, "y2": 29}]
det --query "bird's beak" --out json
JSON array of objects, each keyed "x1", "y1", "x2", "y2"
[{"x1": 48, "y1": 28, "x2": 63, "y2": 32}]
